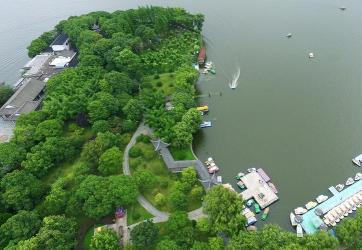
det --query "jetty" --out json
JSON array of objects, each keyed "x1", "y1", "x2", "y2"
[
  {"x1": 300, "y1": 179, "x2": 362, "y2": 234},
  {"x1": 240, "y1": 172, "x2": 279, "y2": 209}
]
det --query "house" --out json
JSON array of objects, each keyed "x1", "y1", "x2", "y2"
[
  {"x1": 23, "y1": 53, "x2": 52, "y2": 78},
  {"x1": 0, "y1": 79, "x2": 45, "y2": 121},
  {"x1": 50, "y1": 34, "x2": 70, "y2": 52}
]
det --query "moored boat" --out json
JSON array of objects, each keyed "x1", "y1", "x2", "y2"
[
  {"x1": 355, "y1": 172, "x2": 362, "y2": 181},
  {"x1": 261, "y1": 207, "x2": 270, "y2": 221},
  {"x1": 208, "y1": 165, "x2": 219, "y2": 174},
  {"x1": 316, "y1": 195, "x2": 328, "y2": 204},
  {"x1": 286, "y1": 33, "x2": 292, "y2": 38},
  {"x1": 290, "y1": 212, "x2": 297, "y2": 227},
  {"x1": 200, "y1": 121, "x2": 212, "y2": 128},
  {"x1": 308, "y1": 52, "x2": 315, "y2": 58},
  {"x1": 246, "y1": 199, "x2": 255, "y2": 207},
  {"x1": 335, "y1": 184, "x2": 344, "y2": 192},
  {"x1": 247, "y1": 167, "x2": 256, "y2": 173},
  {"x1": 254, "y1": 203, "x2": 261, "y2": 214},
  {"x1": 296, "y1": 224, "x2": 303, "y2": 237},
  {"x1": 268, "y1": 182, "x2": 278, "y2": 194},
  {"x1": 246, "y1": 217, "x2": 257, "y2": 226},
  {"x1": 209, "y1": 69, "x2": 216, "y2": 74},
  {"x1": 204, "y1": 157, "x2": 214, "y2": 166},
  {"x1": 237, "y1": 180, "x2": 245, "y2": 190},
  {"x1": 346, "y1": 177, "x2": 354, "y2": 186},
  {"x1": 295, "y1": 207, "x2": 307, "y2": 215},
  {"x1": 339, "y1": 6, "x2": 346, "y2": 10},
  {"x1": 305, "y1": 201, "x2": 317, "y2": 210},
  {"x1": 352, "y1": 154, "x2": 362, "y2": 167},
  {"x1": 236, "y1": 172, "x2": 245, "y2": 180},
  {"x1": 217, "y1": 176, "x2": 222, "y2": 183}
]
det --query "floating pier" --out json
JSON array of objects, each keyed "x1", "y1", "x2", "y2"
[
  {"x1": 240, "y1": 172, "x2": 279, "y2": 209},
  {"x1": 301, "y1": 179, "x2": 362, "y2": 234}
]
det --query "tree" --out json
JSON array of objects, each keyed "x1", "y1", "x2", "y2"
[
  {"x1": 156, "y1": 239, "x2": 181, "y2": 250},
  {"x1": 0, "y1": 142, "x2": 26, "y2": 176},
  {"x1": 196, "y1": 217, "x2": 210, "y2": 233},
  {"x1": 181, "y1": 108, "x2": 201, "y2": 134},
  {"x1": 166, "y1": 211, "x2": 195, "y2": 248},
  {"x1": 1, "y1": 170, "x2": 46, "y2": 211},
  {"x1": 92, "y1": 120, "x2": 111, "y2": 133},
  {"x1": 190, "y1": 186, "x2": 203, "y2": 201},
  {"x1": 336, "y1": 216, "x2": 362, "y2": 249},
  {"x1": 172, "y1": 121, "x2": 193, "y2": 148},
  {"x1": 87, "y1": 92, "x2": 118, "y2": 122},
  {"x1": 90, "y1": 228, "x2": 119, "y2": 250},
  {"x1": 33, "y1": 215, "x2": 77, "y2": 250},
  {"x1": 133, "y1": 170, "x2": 157, "y2": 192},
  {"x1": 130, "y1": 220, "x2": 158, "y2": 249},
  {"x1": 123, "y1": 98, "x2": 143, "y2": 123},
  {"x1": 181, "y1": 167, "x2": 197, "y2": 192},
  {"x1": 35, "y1": 119, "x2": 63, "y2": 140},
  {"x1": 154, "y1": 193, "x2": 166, "y2": 207},
  {"x1": 98, "y1": 147, "x2": 122, "y2": 176},
  {"x1": 191, "y1": 241, "x2": 209, "y2": 250},
  {"x1": 203, "y1": 185, "x2": 246, "y2": 236},
  {"x1": 114, "y1": 48, "x2": 141, "y2": 79},
  {"x1": 169, "y1": 189, "x2": 188, "y2": 211},
  {"x1": 76, "y1": 175, "x2": 138, "y2": 219},
  {"x1": 172, "y1": 92, "x2": 195, "y2": 110},
  {"x1": 42, "y1": 178, "x2": 68, "y2": 215},
  {"x1": 208, "y1": 237, "x2": 224, "y2": 250},
  {"x1": 0, "y1": 86, "x2": 14, "y2": 106},
  {"x1": 0, "y1": 211, "x2": 42, "y2": 249}
]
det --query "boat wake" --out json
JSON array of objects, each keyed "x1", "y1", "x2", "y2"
[{"x1": 229, "y1": 68, "x2": 240, "y2": 89}]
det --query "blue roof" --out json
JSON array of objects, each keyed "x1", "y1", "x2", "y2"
[{"x1": 301, "y1": 179, "x2": 362, "y2": 234}]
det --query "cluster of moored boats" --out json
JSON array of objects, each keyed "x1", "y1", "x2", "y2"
[
  {"x1": 242, "y1": 201, "x2": 270, "y2": 227},
  {"x1": 204, "y1": 157, "x2": 220, "y2": 174},
  {"x1": 197, "y1": 105, "x2": 213, "y2": 129},
  {"x1": 201, "y1": 61, "x2": 216, "y2": 75}
]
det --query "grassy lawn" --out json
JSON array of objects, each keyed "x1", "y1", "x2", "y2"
[
  {"x1": 127, "y1": 202, "x2": 153, "y2": 225},
  {"x1": 170, "y1": 146, "x2": 195, "y2": 161},
  {"x1": 129, "y1": 141, "x2": 203, "y2": 212},
  {"x1": 144, "y1": 73, "x2": 176, "y2": 96}
]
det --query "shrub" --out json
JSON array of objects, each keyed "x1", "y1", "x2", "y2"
[
  {"x1": 156, "y1": 81, "x2": 163, "y2": 87},
  {"x1": 136, "y1": 134, "x2": 150, "y2": 143},
  {"x1": 190, "y1": 186, "x2": 204, "y2": 201},
  {"x1": 129, "y1": 146, "x2": 142, "y2": 158},
  {"x1": 159, "y1": 179, "x2": 169, "y2": 189},
  {"x1": 153, "y1": 74, "x2": 160, "y2": 79},
  {"x1": 92, "y1": 120, "x2": 110, "y2": 133},
  {"x1": 155, "y1": 193, "x2": 166, "y2": 207}
]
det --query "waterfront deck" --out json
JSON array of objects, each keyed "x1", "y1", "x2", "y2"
[
  {"x1": 240, "y1": 172, "x2": 279, "y2": 209},
  {"x1": 301, "y1": 179, "x2": 362, "y2": 234}
]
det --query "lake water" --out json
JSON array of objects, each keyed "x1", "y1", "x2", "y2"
[{"x1": 1, "y1": 0, "x2": 362, "y2": 229}]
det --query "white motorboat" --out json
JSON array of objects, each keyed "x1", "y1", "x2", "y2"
[
  {"x1": 352, "y1": 154, "x2": 362, "y2": 167},
  {"x1": 247, "y1": 167, "x2": 256, "y2": 173},
  {"x1": 335, "y1": 184, "x2": 344, "y2": 192},
  {"x1": 316, "y1": 195, "x2": 328, "y2": 203},
  {"x1": 339, "y1": 204, "x2": 349, "y2": 217},
  {"x1": 200, "y1": 121, "x2": 212, "y2": 128},
  {"x1": 331, "y1": 221, "x2": 337, "y2": 227},
  {"x1": 204, "y1": 157, "x2": 214, "y2": 165},
  {"x1": 339, "y1": 6, "x2": 346, "y2": 11},
  {"x1": 290, "y1": 212, "x2": 297, "y2": 227},
  {"x1": 295, "y1": 207, "x2": 307, "y2": 215},
  {"x1": 355, "y1": 172, "x2": 362, "y2": 181},
  {"x1": 305, "y1": 201, "x2": 317, "y2": 210},
  {"x1": 309, "y1": 52, "x2": 315, "y2": 58},
  {"x1": 217, "y1": 176, "x2": 222, "y2": 183},
  {"x1": 286, "y1": 33, "x2": 292, "y2": 38},
  {"x1": 296, "y1": 224, "x2": 303, "y2": 237},
  {"x1": 346, "y1": 177, "x2": 355, "y2": 186},
  {"x1": 208, "y1": 165, "x2": 219, "y2": 174}
]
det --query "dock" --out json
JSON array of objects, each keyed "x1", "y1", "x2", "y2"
[
  {"x1": 301, "y1": 179, "x2": 362, "y2": 234},
  {"x1": 240, "y1": 172, "x2": 279, "y2": 209},
  {"x1": 257, "y1": 168, "x2": 271, "y2": 182}
]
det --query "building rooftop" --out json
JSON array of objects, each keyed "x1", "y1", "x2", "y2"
[
  {"x1": 50, "y1": 34, "x2": 69, "y2": 46},
  {"x1": 0, "y1": 79, "x2": 45, "y2": 120},
  {"x1": 240, "y1": 172, "x2": 279, "y2": 209}
]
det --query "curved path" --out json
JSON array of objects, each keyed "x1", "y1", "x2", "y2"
[{"x1": 123, "y1": 122, "x2": 206, "y2": 222}]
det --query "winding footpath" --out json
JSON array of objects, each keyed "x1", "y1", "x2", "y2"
[{"x1": 122, "y1": 123, "x2": 206, "y2": 230}]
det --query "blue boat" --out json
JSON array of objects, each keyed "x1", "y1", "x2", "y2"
[{"x1": 200, "y1": 121, "x2": 212, "y2": 128}]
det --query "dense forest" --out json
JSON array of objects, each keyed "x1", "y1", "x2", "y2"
[{"x1": 0, "y1": 6, "x2": 361, "y2": 250}]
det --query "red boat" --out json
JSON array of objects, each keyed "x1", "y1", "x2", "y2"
[{"x1": 198, "y1": 47, "x2": 206, "y2": 65}]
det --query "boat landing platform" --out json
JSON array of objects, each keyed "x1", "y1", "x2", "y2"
[{"x1": 240, "y1": 172, "x2": 279, "y2": 209}]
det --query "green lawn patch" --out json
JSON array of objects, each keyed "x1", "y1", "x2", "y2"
[
  {"x1": 130, "y1": 141, "x2": 203, "y2": 212},
  {"x1": 144, "y1": 73, "x2": 176, "y2": 96},
  {"x1": 127, "y1": 202, "x2": 153, "y2": 225},
  {"x1": 170, "y1": 146, "x2": 195, "y2": 161}
]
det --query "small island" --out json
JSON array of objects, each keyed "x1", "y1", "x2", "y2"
[{"x1": 0, "y1": 6, "x2": 361, "y2": 250}]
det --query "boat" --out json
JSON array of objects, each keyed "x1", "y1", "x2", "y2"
[
  {"x1": 204, "y1": 157, "x2": 214, "y2": 165},
  {"x1": 236, "y1": 172, "x2": 245, "y2": 180},
  {"x1": 242, "y1": 208, "x2": 251, "y2": 216},
  {"x1": 295, "y1": 207, "x2": 307, "y2": 215},
  {"x1": 208, "y1": 166, "x2": 219, "y2": 174},
  {"x1": 335, "y1": 184, "x2": 344, "y2": 192},
  {"x1": 268, "y1": 182, "x2": 278, "y2": 194},
  {"x1": 198, "y1": 47, "x2": 206, "y2": 65},
  {"x1": 346, "y1": 177, "x2": 354, "y2": 186},
  {"x1": 237, "y1": 180, "x2": 245, "y2": 190},
  {"x1": 200, "y1": 121, "x2": 212, "y2": 128},
  {"x1": 247, "y1": 167, "x2": 256, "y2": 173},
  {"x1": 246, "y1": 199, "x2": 255, "y2": 207},
  {"x1": 296, "y1": 224, "x2": 303, "y2": 237},
  {"x1": 305, "y1": 201, "x2": 318, "y2": 210},
  {"x1": 290, "y1": 213, "x2": 297, "y2": 227},
  {"x1": 202, "y1": 69, "x2": 209, "y2": 74},
  {"x1": 339, "y1": 6, "x2": 346, "y2": 11},
  {"x1": 352, "y1": 154, "x2": 362, "y2": 167},
  {"x1": 254, "y1": 203, "x2": 261, "y2": 214},
  {"x1": 209, "y1": 69, "x2": 216, "y2": 74},
  {"x1": 217, "y1": 176, "x2": 222, "y2": 183},
  {"x1": 197, "y1": 105, "x2": 209, "y2": 114},
  {"x1": 261, "y1": 207, "x2": 270, "y2": 221},
  {"x1": 308, "y1": 52, "x2": 315, "y2": 58},
  {"x1": 286, "y1": 33, "x2": 292, "y2": 38},
  {"x1": 244, "y1": 211, "x2": 256, "y2": 219},
  {"x1": 316, "y1": 195, "x2": 328, "y2": 204},
  {"x1": 355, "y1": 172, "x2": 362, "y2": 181},
  {"x1": 229, "y1": 68, "x2": 241, "y2": 90},
  {"x1": 246, "y1": 217, "x2": 257, "y2": 226}
]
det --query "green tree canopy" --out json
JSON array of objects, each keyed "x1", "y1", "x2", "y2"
[
  {"x1": 0, "y1": 86, "x2": 14, "y2": 106},
  {"x1": 90, "y1": 228, "x2": 119, "y2": 250},
  {"x1": 130, "y1": 220, "x2": 159, "y2": 249},
  {"x1": 98, "y1": 147, "x2": 123, "y2": 176}
]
